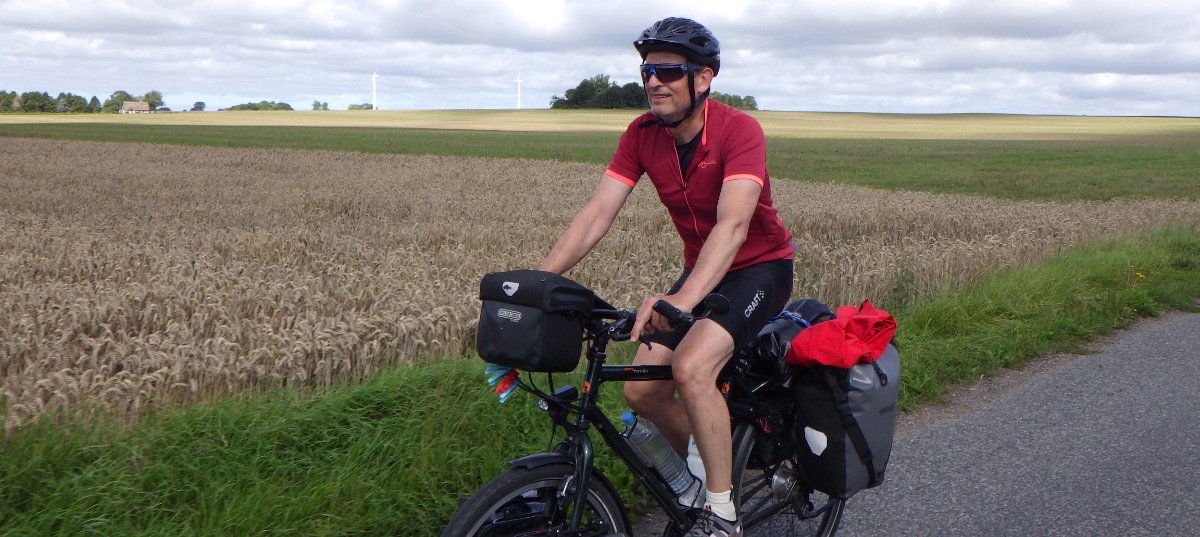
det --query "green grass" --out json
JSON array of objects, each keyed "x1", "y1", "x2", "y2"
[
  {"x1": 2, "y1": 123, "x2": 1198, "y2": 201},
  {"x1": 776, "y1": 137, "x2": 1200, "y2": 201},
  {"x1": 896, "y1": 227, "x2": 1200, "y2": 407},
  {"x1": 3, "y1": 228, "x2": 1198, "y2": 537}
]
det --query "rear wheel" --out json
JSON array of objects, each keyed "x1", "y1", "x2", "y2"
[
  {"x1": 440, "y1": 463, "x2": 628, "y2": 537},
  {"x1": 731, "y1": 422, "x2": 845, "y2": 536}
]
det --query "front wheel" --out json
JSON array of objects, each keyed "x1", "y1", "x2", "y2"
[
  {"x1": 731, "y1": 422, "x2": 845, "y2": 536},
  {"x1": 441, "y1": 463, "x2": 628, "y2": 537}
]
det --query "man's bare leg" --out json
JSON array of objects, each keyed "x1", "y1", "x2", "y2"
[
  {"x1": 671, "y1": 319, "x2": 736, "y2": 494},
  {"x1": 623, "y1": 341, "x2": 692, "y2": 453}
]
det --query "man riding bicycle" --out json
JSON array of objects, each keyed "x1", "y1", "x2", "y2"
[{"x1": 539, "y1": 17, "x2": 795, "y2": 537}]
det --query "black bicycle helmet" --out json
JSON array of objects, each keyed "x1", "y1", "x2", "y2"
[{"x1": 634, "y1": 17, "x2": 721, "y2": 76}]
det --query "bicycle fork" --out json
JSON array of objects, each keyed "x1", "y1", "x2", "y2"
[{"x1": 558, "y1": 405, "x2": 697, "y2": 534}]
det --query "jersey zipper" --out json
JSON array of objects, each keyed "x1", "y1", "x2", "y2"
[{"x1": 674, "y1": 140, "x2": 705, "y2": 248}]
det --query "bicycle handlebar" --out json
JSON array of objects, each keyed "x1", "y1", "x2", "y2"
[
  {"x1": 590, "y1": 293, "x2": 731, "y2": 342},
  {"x1": 652, "y1": 294, "x2": 732, "y2": 329}
]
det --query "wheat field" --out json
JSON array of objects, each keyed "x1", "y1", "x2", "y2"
[{"x1": 2, "y1": 137, "x2": 1197, "y2": 436}]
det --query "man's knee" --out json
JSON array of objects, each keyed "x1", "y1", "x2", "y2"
[
  {"x1": 671, "y1": 357, "x2": 714, "y2": 396},
  {"x1": 672, "y1": 322, "x2": 734, "y2": 396}
]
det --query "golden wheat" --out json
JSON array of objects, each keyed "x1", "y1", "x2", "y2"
[{"x1": 2, "y1": 138, "x2": 1198, "y2": 436}]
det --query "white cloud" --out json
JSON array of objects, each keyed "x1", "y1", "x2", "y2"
[{"x1": 1, "y1": 0, "x2": 1197, "y2": 115}]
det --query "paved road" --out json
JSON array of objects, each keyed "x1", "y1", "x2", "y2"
[
  {"x1": 833, "y1": 311, "x2": 1200, "y2": 536},
  {"x1": 636, "y1": 311, "x2": 1200, "y2": 536}
]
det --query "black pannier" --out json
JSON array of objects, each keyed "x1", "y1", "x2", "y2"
[
  {"x1": 793, "y1": 343, "x2": 900, "y2": 499},
  {"x1": 760, "y1": 297, "x2": 900, "y2": 500},
  {"x1": 477, "y1": 270, "x2": 594, "y2": 373}
]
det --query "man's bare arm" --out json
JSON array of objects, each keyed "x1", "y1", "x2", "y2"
[{"x1": 539, "y1": 175, "x2": 635, "y2": 275}]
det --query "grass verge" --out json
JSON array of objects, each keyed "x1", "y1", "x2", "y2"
[{"x1": 1, "y1": 228, "x2": 1198, "y2": 536}]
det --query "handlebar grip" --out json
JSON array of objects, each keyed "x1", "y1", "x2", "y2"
[
  {"x1": 653, "y1": 299, "x2": 682, "y2": 323},
  {"x1": 652, "y1": 299, "x2": 700, "y2": 328}
]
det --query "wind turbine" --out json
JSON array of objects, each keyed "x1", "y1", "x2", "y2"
[
  {"x1": 371, "y1": 70, "x2": 379, "y2": 111},
  {"x1": 514, "y1": 69, "x2": 523, "y2": 110}
]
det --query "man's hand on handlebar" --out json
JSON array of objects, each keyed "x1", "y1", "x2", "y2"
[
  {"x1": 631, "y1": 294, "x2": 693, "y2": 342},
  {"x1": 630, "y1": 294, "x2": 734, "y2": 342}
]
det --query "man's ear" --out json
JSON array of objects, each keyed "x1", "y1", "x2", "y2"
[{"x1": 695, "y1": 67, "x2": 714, "y2": 95}]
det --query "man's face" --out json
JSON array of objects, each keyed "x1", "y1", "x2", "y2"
[{"x1": 642, "y1": 51, "x2": 712, "y2": 124}]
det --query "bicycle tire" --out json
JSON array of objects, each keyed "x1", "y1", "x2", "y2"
[
  {"x1": 731, "y1": 422, "x2": 845, "y2": 536},
  {"x1": 440, "y1": 463, "x2": 628, "y2": 537}
]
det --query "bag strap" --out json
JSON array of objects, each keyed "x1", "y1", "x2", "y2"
[{"x1": 821, "y1": 369, "x2": 882, "y2": 487}]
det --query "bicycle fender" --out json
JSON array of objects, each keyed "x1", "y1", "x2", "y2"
[{"x1": 506, "y1": 452, "x2": 572, "y2": 470}]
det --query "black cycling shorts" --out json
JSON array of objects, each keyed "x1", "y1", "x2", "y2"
[{"x1": 643, "y1": 258, "x2": 794, "y2": 351}]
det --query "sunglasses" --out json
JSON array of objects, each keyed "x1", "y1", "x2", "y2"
[{"x1": 639, "y1": 63, "x2": 699, "y2": 84}]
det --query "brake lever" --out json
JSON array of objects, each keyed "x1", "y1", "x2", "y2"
[{"x1": 606, "y1": 310, "x2": 637, "y2": 341}]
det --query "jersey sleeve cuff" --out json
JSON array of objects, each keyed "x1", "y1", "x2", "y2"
[
  {"x1": 605, "y1": 168, "x2": 639, "y2": 187},
  {"x1": 723, "y1": 173, "x2": 764, "y2": 187}
]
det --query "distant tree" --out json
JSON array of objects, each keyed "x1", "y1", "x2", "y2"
[
  {"x1": 347, "y1": 103, "x2": 374, "y2": 110},
  {"x1": 312, "y1": 100, "x2": 322, "y2": 111},
  {"x1": 102, "y1": 90, "x2": 135, "y2": 113},
  {"x1": 223, "y1": 101, "x2": 294, "y2": 111},
  {"x1": 10, "y1": 94, "x2": 21, "y2": 111},
  {"x1": 0, "y1": 91, "x2": 16, "y2": 111},
  {"x1": 709, "y1": 91, "x2": 758, "y2": 111},
  {"x1": 19, "y1": 91, "x2": 55, "y2": 112},
  {"x1": 56, "y1": 93, "x2": 89, "y2": 113},
  {"x1": 191, "y1": 101, "x2": 206, "y2": 112},
  {"x1": 551, "y1": 75, "x2": 647, "y2": 109},
  {"x1": 88, "y1": 96, "x2": 102, "y2": 113},
  {"x1": 142, "y1": 90, "x2": 164, "y2": 110},
  {"x1": 321, "y1": 102, "x2": 329, "y2": 110}
]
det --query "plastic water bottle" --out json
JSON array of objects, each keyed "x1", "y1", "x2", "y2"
[
  {"x1": 621, "y1": 410, "x2": 693, "y2": 495},
  {"x1": 677, "y1": 435, "x2": 707, "y2": 508}
]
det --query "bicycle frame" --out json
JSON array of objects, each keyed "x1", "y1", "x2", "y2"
[{"x1": 528, "y1": 313, "x2": 698, "y2": 534}]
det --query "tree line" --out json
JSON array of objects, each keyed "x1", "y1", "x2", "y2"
[
  {"x1": 550, "y1": 75, "x2": 758, "y2": 111},
  {"x1": 0, "y1": 90, "x2": 303, "y2": 113},
  {"x1": 0, "y1": 90, "x2": 180, "y2": 113},
  {"x1": 223, "y1": 101, "x2": 294, "y2": 111}
]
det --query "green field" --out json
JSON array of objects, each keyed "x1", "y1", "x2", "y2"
[
  {"x1": 4, "y1": 112, "x2": 1200, "y2": 201},
  {"x1": 2, "y1": 112, "x2": 1199, "y2": 536}
]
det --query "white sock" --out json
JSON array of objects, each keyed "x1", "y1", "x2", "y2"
[{"x1": 705, "y1": 489, "x2": 736, "y2": 522}]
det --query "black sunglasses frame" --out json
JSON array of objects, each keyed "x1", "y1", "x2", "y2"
[{"x1": 639, "y1": 63, "x2": 700, "y2": 84}]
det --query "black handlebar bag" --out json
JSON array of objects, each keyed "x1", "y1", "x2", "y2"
[{"x1": 477, "y1": 270, "x2": 594, "y2": 373}]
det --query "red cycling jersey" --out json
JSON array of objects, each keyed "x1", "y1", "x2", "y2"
[{"x1": 604, "y1": 100, "x2": 794, "y2": 271}]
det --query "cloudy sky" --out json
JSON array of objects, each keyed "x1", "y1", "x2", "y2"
[{"x1": 3, "y1": 0, "x2": 1198, "y2": 116}]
